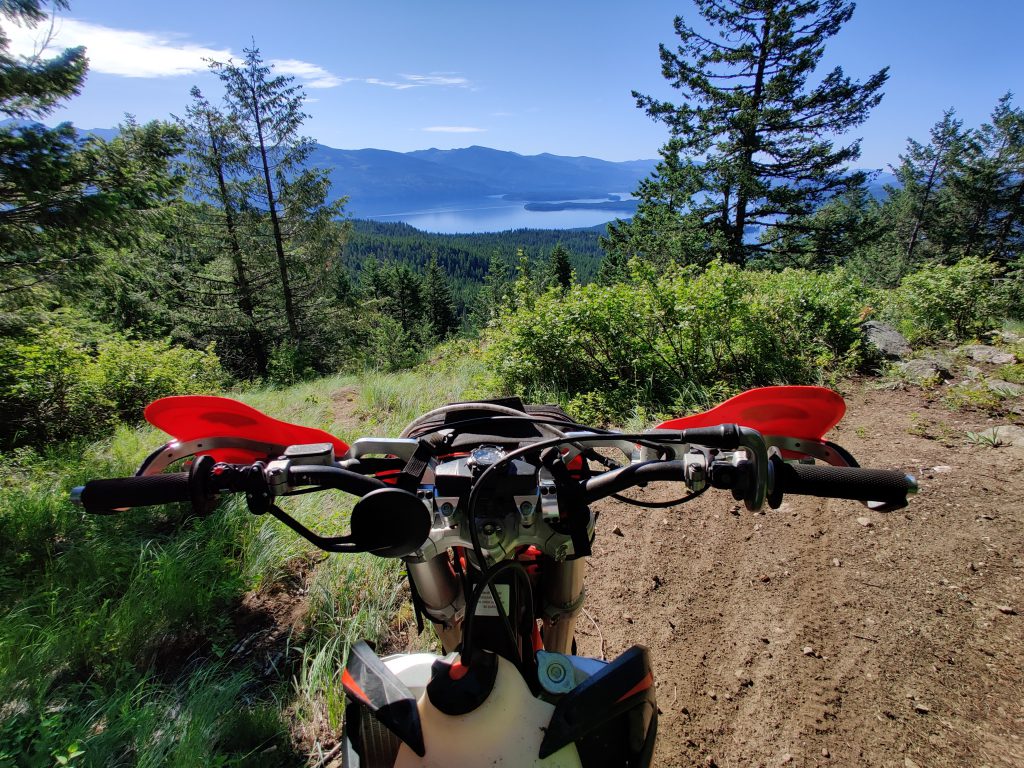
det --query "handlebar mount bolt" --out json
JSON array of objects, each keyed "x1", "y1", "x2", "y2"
[
  {"x1": 519, "y1": 501, "x2": 534, "y2": 517},
  {"x1": 439, "y1": 502, "x2": 455, "y2": 517}
]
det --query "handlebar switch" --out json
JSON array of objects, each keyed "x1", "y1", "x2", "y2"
[{"x1": 709, "y1": 458, "x2": 752, "y2": 498}]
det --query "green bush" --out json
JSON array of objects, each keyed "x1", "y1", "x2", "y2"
[
  {"x1": 0, "y1": 328, "x2": 110, "y2": 445},
  {"x1": 883, "y1": 257, "x2": 1004, "y2": 344},
  {"x1": 0, "y1": 329, "x2": 225, "y2": 447},
  {"x1": 93, "y1": 336, "x2": 225, "y2": 421},
  {"x1": 485, "y1": 261, "x2": 868, "y2": 419}
]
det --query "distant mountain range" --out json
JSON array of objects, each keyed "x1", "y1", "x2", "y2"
[
  {"x1": 4, "y1": 120, "x2": 899, "y2": 219},
  {"x1": 306, "y1": 144, "x2": 656, "y2": 217}
]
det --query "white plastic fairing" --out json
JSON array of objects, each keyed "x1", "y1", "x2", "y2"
[
  {"x1": 392, "y1": 654, "x2": 582, "y2": 768},
  {"x1": 381, "y1": 652, "x2": 450, "y2": 698}
]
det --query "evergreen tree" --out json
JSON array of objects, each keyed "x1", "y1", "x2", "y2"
[
  {"x1": 378, "y1": 262, "x2": 424, "y2": 334},
  {"x1": 596, "y1": 248, "x2": 631, "y2": 285},
  {"x1": 949, "y1": 93, "x2": 1024, "y2": 263},
  {"x1": 603, "y1": 140, "x2": 724, "y2": 268},
  {"x1": 758, "y1": 186, "x2": 882, "y2": 271},
  {"x1": 544, "y1": 243, "x2": 573, "y2": 291},
  {"x1": 177, "y1": 87, "x2": 272, "y2": 376},
  {"x1": 424, "y1": 256, "x2": 458, "y2": 339},
  {"x1": 617, "y1": 0, "x2": 888, "y2": 265},
  {"x1": 209, "y1": 46, "x2": 347, "y2": 350},
  {"x1": 891, "y1": 109, "x2": 966, "y2": 266},
  {"x1": 471, "y1": 253, "x2": 513, "y2": 326},
  {"x1": 0, "y1": 2, "x2": 180, "y2": 294},
  {"x1": 359, "y1": 255, "x2": 384, "y2": 301},
  {"x1": 863, "y1": 95, "x2": 1023, "y2": 281},
  {"x1": 511, "y1": 247, "x2": 536, "y2": 310}
]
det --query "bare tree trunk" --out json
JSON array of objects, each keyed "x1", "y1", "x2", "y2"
[
  {"x1": 250, "y1": 83, "x2": 300, "y2": 342},
  {"x1": 732, "y1": 16, "x2": 772, "y2": 265},
  {"x1": 205, "y1": 112, "x2": 268, "y2": 375}
]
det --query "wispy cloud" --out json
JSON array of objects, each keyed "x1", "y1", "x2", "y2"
[
  {"x1": 365, "y1": 77, "x2": 418, "y2": 91},
  {"x1": 364, "y1": 72, "x2": 471, "y2": 90},
  {"x1": 270, "y1": 58, "x2": 347, "y2": 89},
  {"x1": 4, "y1": 18, "x2": 345, "y2": 89},
  {"x1": 402, "y1": 73, "x2": 469, "y2": 87},
  {"x1": 423, "y1": 126, "x2": 486, "y2": 133}
]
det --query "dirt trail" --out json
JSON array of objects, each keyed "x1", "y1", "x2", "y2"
[{"x1": 576, "y1": 382, "x2": 1024, "y2": 767}]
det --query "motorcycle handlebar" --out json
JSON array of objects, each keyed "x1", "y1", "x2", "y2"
[
  {"x1": 582, "y1": 460, "x2": 688, "y2": 503},
  {"x1": 72, "y1": 461, "x2": 390, "y2": 515},
  {"x1": 73, "y1": 473, "x2": 191, "y2": 513},
  {"x1": 771, "y1": 460, "x2": 916, "y2": 506},
  {"x1": 71, "y1": 431, "x2": 917, "y2": 518}
]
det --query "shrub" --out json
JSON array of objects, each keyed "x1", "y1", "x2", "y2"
[
  {"x1": 93, "y1": 336, "x2": 225, "y2": 421},
  {"x1": 485, "y1": 262, "x2": 868, "y2": 419},
  {"x1": 0, "y1": 328, "x2": 111, "y2": 445},
  {"x1": 0, "y1": 329, "x2": 225, "y2": 447},
  {"x1": 884, "y1": 257, "x2": 1004, "y2": 344}
]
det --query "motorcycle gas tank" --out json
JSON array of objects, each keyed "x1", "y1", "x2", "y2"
[{"x1": 390, "y1": 654, "x2": 582, "y2": 768}]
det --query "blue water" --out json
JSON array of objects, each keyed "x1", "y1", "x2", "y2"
[{"x1": 368, "y1": 196, "x2": 634, "y2": 233}]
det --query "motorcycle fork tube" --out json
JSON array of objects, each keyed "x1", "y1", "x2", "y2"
[
  {"x1": 407, "y1": 554, "x2": 463, "y2": 653},
  {"x1": 542, "y1": 559, "x2": 585, "y2": 655}
]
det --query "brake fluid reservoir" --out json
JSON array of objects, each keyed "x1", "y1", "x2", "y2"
[{"x1": 393, "y1": 654, "x2": 582, "y2": 768}]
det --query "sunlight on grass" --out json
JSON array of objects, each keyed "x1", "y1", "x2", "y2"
[{"x1": 0, "y1": 344, "x2": 492, "y2": 764}]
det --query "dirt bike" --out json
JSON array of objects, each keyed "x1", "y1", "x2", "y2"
[{"x1": 72, "y1": 385, "x2": 915, "y2": 767}]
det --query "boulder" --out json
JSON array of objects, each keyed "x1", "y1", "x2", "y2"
[
  {"x1": 895, "y1": 355, "x2": 953, "y2": 383},
  {"x1": 864, "y1": 321, "x2": 912, "y2": 360},
  {"x1": 990, "y1": 329, "x2": 1022, "y2": 344},
  {"x1": 987, "y1": 379, "x2": 1024, "y2": 396},
  {"x1": 992, "y1": 425, "x2": 1024, "y2": 447},
  {"x1": 958, "y1": 345, "x2": 1018, "y2": 365}
]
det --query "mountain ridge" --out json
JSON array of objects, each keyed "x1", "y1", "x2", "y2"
[{"x1": 3, "y1": 120, "x2": 898, "y2": 220}]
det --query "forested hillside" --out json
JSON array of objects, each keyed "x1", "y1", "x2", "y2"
[{"x1": 342, "y1": 220, "x2": 603, "y2": 311}]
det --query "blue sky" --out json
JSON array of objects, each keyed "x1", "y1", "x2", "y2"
[{"x1": 6, "y1": 1, "x2": 1022, "y2": 167}]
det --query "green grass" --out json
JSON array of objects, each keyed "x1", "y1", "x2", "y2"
[{"x1": 0, "y1": 343, "x2": 492, "y2": 766}]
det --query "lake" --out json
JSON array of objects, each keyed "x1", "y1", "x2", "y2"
[{"x1": 366, "y1": 196, "x2": 635, "y2": 233}]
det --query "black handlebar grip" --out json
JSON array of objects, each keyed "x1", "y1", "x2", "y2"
[
  {"x1": 76, "y1": 473, "x2": 191, "y2": 512},
  {"x1": 774, "y1": 462, "x2": 916, "y2": 504}
]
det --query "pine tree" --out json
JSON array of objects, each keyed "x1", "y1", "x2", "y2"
[
  {"x1": 0, "y1": 1, "x2": 180, "y2": 293},
  {"x1": 378, "y1": 262, "x2": 424, "y2": 334},
  {"x1": 888, "y1": 109, "x2": 966, "y2": 267},
  {"x1": 603, "y1": 140, "x2": 725, "y2": 268},
  {"x1": 544, "y1": 243, "x2": 573, "y2": 291},
  {"x1": 596, "y1": 248, "x2": 631, "y2": 285},
  {"x1": 178, "y1": 87, "x2": 272, "y2": 376},
  {"x1": 209, "y1": 46, "x2": 347, "y2": 347},
  {"x1": 424, "y1": 256, "x2": 458, "y2": 339},
  {"x1": 620, "y1": 0, "x2": 888, "y2": 265},
  {"x1": 950, "y1": 94, "x2": 1024, "y2": 263},
  {"x1": 471, "y1": 253, "x2": 512, "y2": 326}
]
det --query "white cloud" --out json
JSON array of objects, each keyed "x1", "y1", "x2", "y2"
[
  {"x1": 365, "y1": 77, "x2": 418, "y2": 91},
  {"x1": 6, "y1": 17, "x2": 230, "y2": 77},
  {"x1": 402, "y1": 73, "x2": 469, "y2": 87},
  {"x1": 423, "y1": 126, "x2": 486, "y2": 133},
  {"x1": 364, "y1": 73, "x2": 471, "y2": 90},
  {"x1": 270, "y1": 58, "x2": 347, "y2": 89},
  {"x1": 4, "y1": 18, "x2": 345, "y2": 88}
]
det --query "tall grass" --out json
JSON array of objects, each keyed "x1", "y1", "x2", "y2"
[{"x1": 0, "y1": 342, "x2": 492, "y2": 766}]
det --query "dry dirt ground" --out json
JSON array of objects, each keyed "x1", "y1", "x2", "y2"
[{"x1": 575, "y1": 381, "x2": 1023, "y2": 768}]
